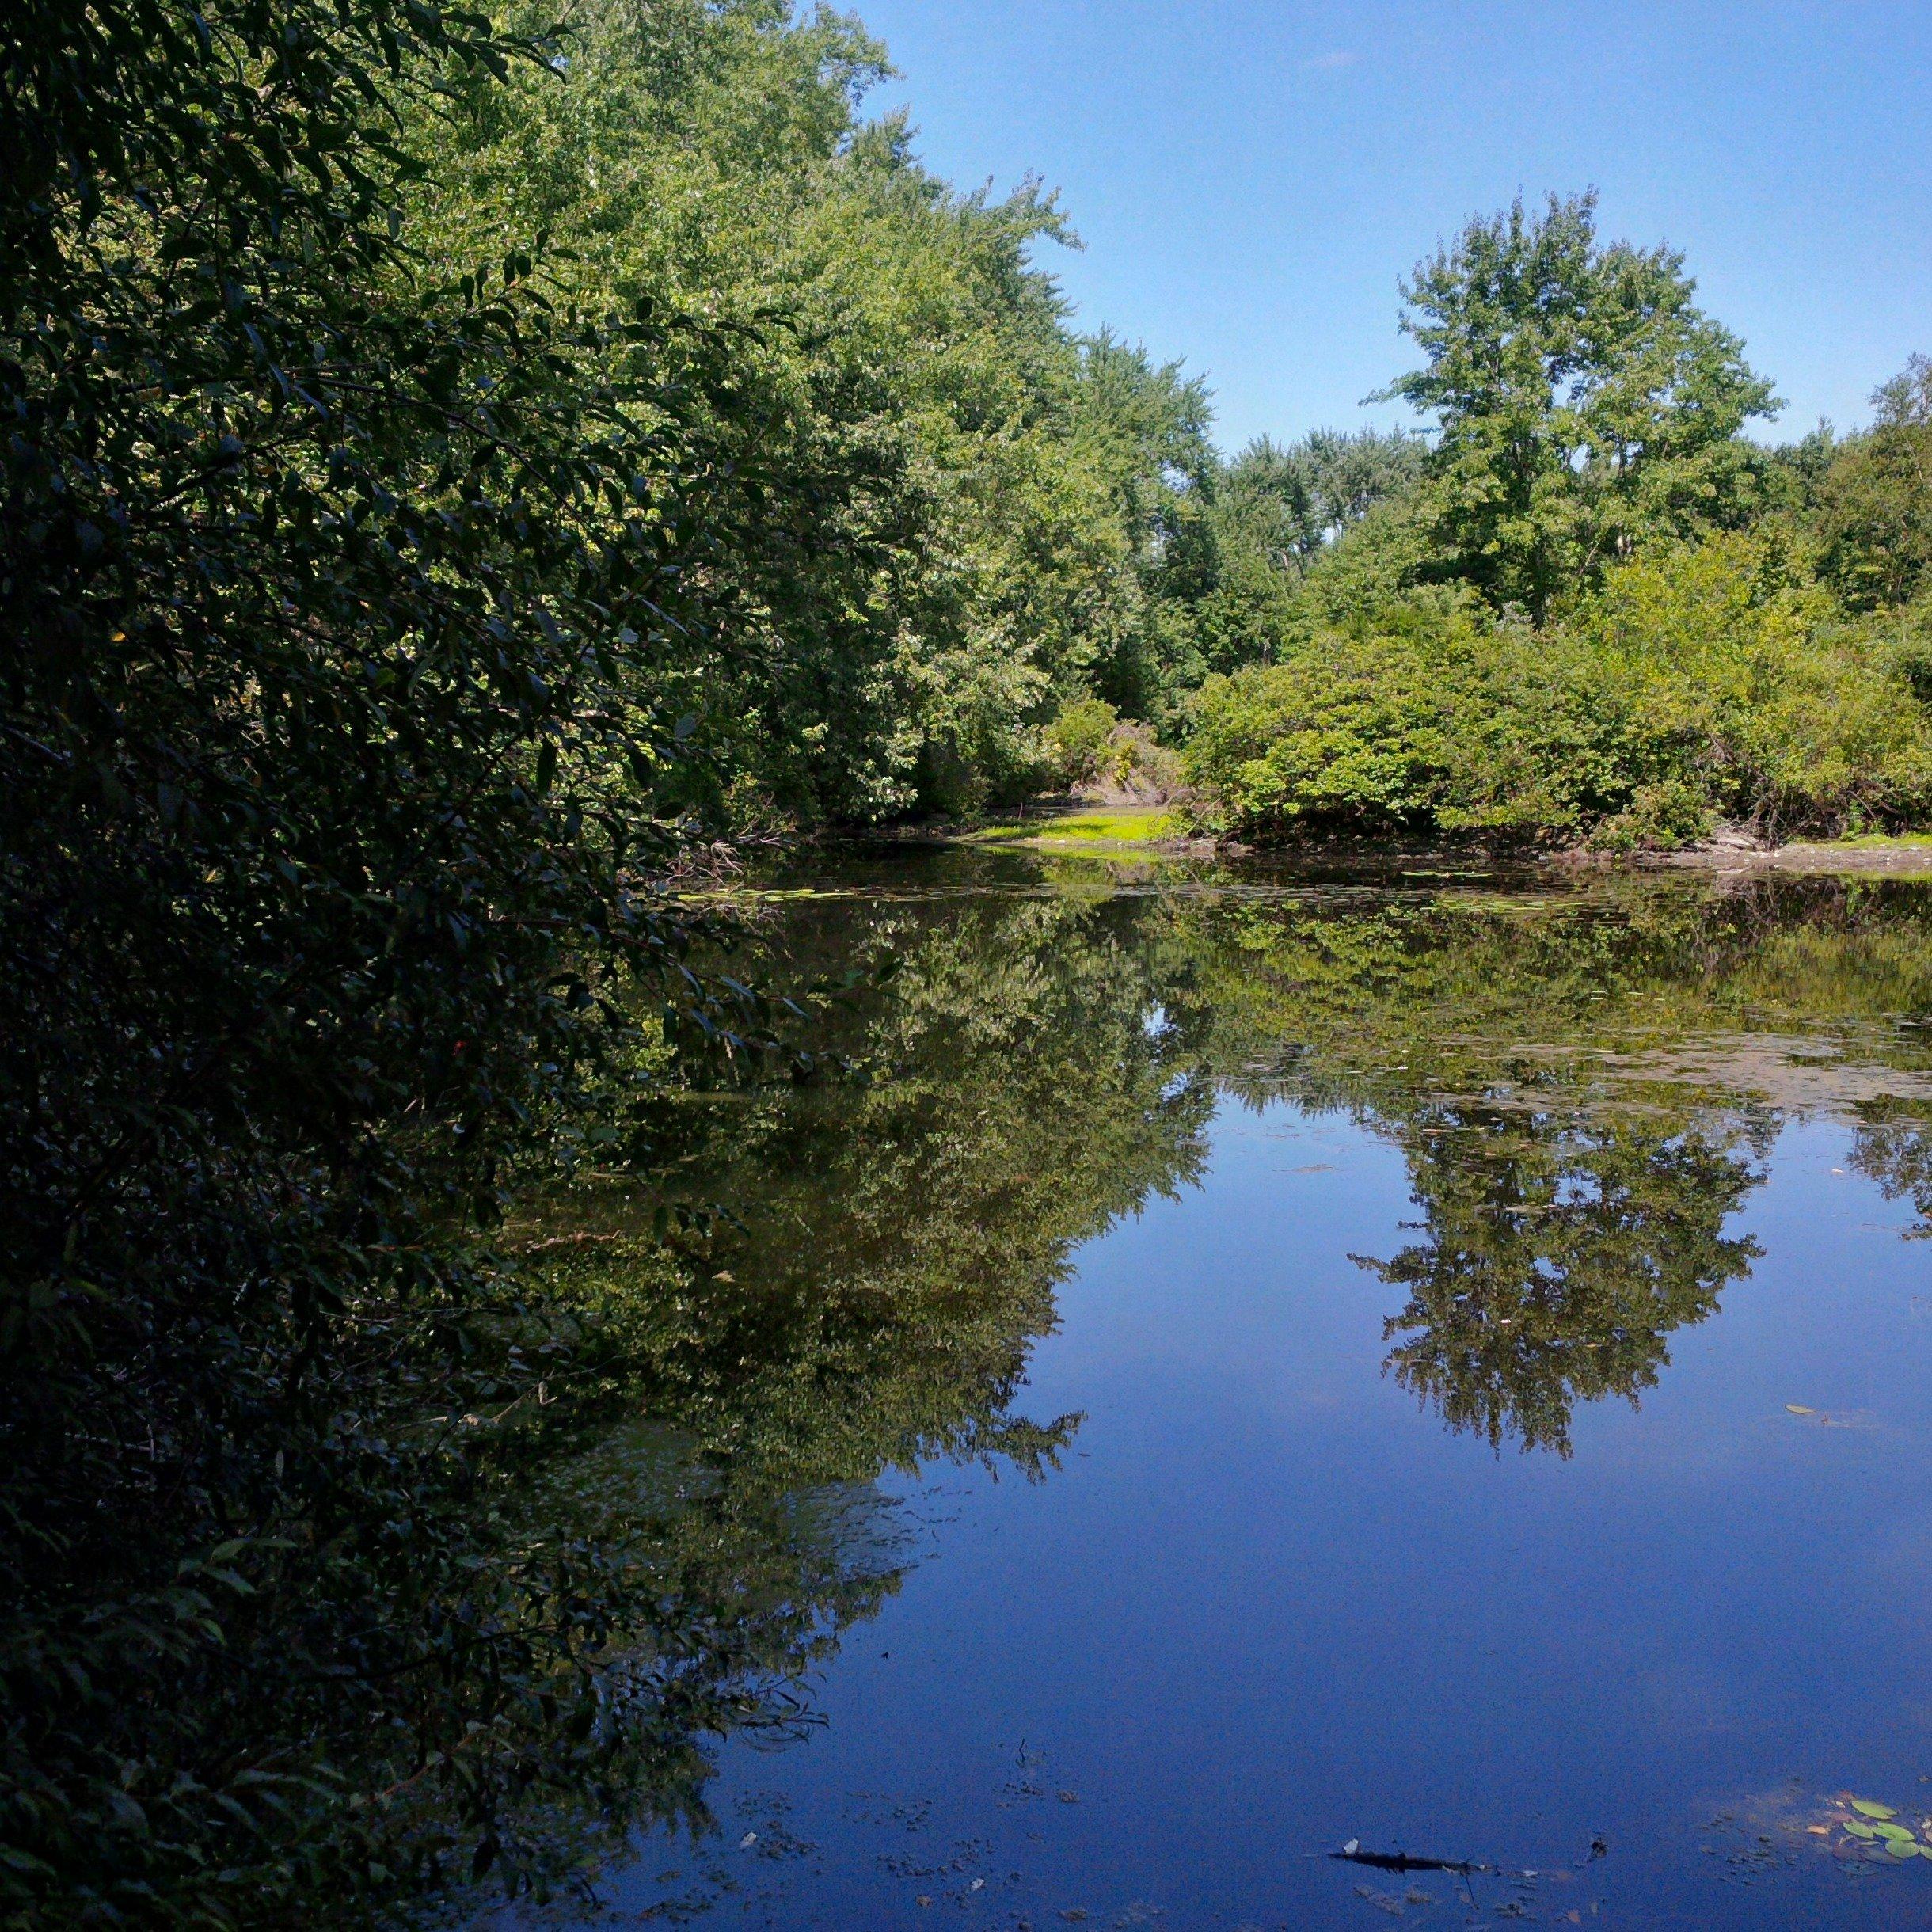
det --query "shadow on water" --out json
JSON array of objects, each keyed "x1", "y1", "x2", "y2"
[
  {"x1": 462, "y1": 882, "x2": 1218, "y2": 1904},
  {"x1": 471, "y1": 855, "x2": 1932, "y2": 1922}
]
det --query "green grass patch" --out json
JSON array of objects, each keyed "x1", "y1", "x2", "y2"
[
  {"x1": 968, "y1": 807, "x2": 1180, "y2": 846},
  {"x1": 1803, "y1": 831, "x2": 1932, "y2": 850}
]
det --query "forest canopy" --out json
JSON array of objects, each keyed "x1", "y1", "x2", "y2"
[{"x1": 407, "y1": 43, "x2": 1932, "y2": 846}]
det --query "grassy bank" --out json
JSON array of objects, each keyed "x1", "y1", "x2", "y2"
[{"x1": 965, "y1": 804, "x2": 1185, "y2": 850}]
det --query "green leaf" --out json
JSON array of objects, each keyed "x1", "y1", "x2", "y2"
[
  {"x1": 1854, "y1": 1800, "x2": 1900, "y2": 1820},
  {"x1": 1845, "y1": 1821, "x2": 1877, "y2": 1839}
]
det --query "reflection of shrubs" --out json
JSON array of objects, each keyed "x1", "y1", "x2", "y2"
[{"x1": 1183, "y1": 538, "x2": 1932, "y2": 846}]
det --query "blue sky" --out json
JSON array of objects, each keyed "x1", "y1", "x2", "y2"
[{"x1": 850, "y1": 0, "x2": 1932, "y2": 453}]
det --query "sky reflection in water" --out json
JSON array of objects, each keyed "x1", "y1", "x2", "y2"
[{"x1": 506, "y1": 858, "x2": 1932, "y2": 1931}]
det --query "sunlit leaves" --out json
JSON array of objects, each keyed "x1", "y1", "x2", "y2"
[{"x1": 1383, "y1": 191, "x2": 1779, "y2": 619}]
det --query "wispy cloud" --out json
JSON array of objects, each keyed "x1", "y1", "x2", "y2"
[{"x1": 1301, "y1": 49, "x2": 1359, "y2": 72}]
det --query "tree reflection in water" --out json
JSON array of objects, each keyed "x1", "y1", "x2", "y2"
[
  {"x1": 514, "y1": 862, "x2": 1932, "y2": 1891},
  {"x1": 1166, "y1": 868, "x2": 1932, "y2": 1455},
  {"x1": 74, "y1": 858, "x2": 1932, "y2": 1914},
  {"x1": 1363, "y1": 1105, "x2": 1763, "y2": 1455},
  {"x1": 470, "y1": 886, "x2": 1218, "y2": 1893}
]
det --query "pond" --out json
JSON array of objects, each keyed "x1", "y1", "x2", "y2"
[{"x1": 492, "y1": 850, "x2": 1932, "y2": 1931}]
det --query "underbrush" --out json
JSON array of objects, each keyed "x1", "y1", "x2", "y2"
[{"x1": 1181, "y1": 539, "x2": 1932, "y2": 849}]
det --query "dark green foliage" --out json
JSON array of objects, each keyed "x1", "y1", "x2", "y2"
[
  {"x1": 0, "y1": 22, "x2": 1253, "y2": 1908},
  {"x1": 1197, "y1": 429, "x2": 1425, "y2": 668},
  {"x1": 1816, "y1": 356, "x2": 1932, "y2": 610},
  {"x1": 0, "y1": 0, "x2": 816, "y2": 1918},
  {"x1": 1065, "y1": 332, "x2": 1219, "y2": 718}
]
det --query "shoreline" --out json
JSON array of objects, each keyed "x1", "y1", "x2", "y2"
[
  {"x1": 871, "y1": 808, "x2": 1932, "y2": 876},
  {"x1": 1645, "y1": 838, "x2": 1932, "y2": 874}
]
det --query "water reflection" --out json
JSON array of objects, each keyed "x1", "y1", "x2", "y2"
[
  {"x1": 1367, "y1": 1110, "x2": 1763, "y2": 1454},
  {"x1": 478, "y1": 891, "x2": 1217, "y2": 1892},
  {"x1": 1162, "y1": 874, "x2": 1932, "y2": 1452},
  {"x1": 1850, "y1": 1109, "x2": 1932, "y2": 1235},
  {"x1": 493, "y1": 860, "x2": 1932, "y2": 1914}
]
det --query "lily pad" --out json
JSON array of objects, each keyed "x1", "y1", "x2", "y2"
[
  {"x1": 1888, "y1": 1839, "x2": 1920, "y2": 1860},
  {"x1": 1854, "y1": 1800, "x2": 1900, "y2": 1820},
  {"x1": 1845, "y1": 1821, "x2": 1877, "y2": 1839},
  {"x1": 1875, "y1": 1823, "x2": 1917, "y2": 1843}
]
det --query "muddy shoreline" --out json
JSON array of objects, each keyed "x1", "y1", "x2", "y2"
[{"x1": 1643, "y1": 839, "x2": 1932, "y2": 873}]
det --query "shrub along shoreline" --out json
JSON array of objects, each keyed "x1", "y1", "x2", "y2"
[{"x1": 1176, "y1": 533, "x2": 1932, "y2": 856}]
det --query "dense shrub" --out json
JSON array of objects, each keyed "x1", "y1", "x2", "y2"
[
  {"x1": 1042, "y1": 700, "x2": 1181, "y2": 798},
  {"x1": 0, "y1": 0, "x2": 812, "y2": 1919},
  {"x1": 1185, "y1": 540, "x2": 1932, "y2": 845},
  {"x1": 1044, "y1": 698, "x2": 1124, "y2": 784}
]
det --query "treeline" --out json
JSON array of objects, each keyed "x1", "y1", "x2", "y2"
[
  {"x1": 1187, "y1": 198, "x2": 1932, "y2": 846},
  {"x1": 409, "y1": 0, "x2": 1227, "y2": 820},
  {"x1": 399, "y1": 11, "x2": 1932, "y2": 843}
]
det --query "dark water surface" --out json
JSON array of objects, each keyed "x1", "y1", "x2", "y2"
[{"x1": 498, "y1": 852, "x2": 1932, "y2": 1930}]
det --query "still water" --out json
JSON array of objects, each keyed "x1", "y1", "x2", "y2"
[{"x1": 502, "y1": 852, "x2": 1932, "y2": 1930}]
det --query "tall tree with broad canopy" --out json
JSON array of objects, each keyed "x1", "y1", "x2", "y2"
[{"x1": 1385, "y1": 191, "x2": 1778, "y2": 620}]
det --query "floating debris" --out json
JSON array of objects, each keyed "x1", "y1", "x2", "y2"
[{"x1": 1331, "y1": 1845, "x2": 1491, "y2": 1876}]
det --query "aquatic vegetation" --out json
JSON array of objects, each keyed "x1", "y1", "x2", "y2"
[{"x1": 1817, "y1": 1797, "x2": 1932, "y2": 1863}]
